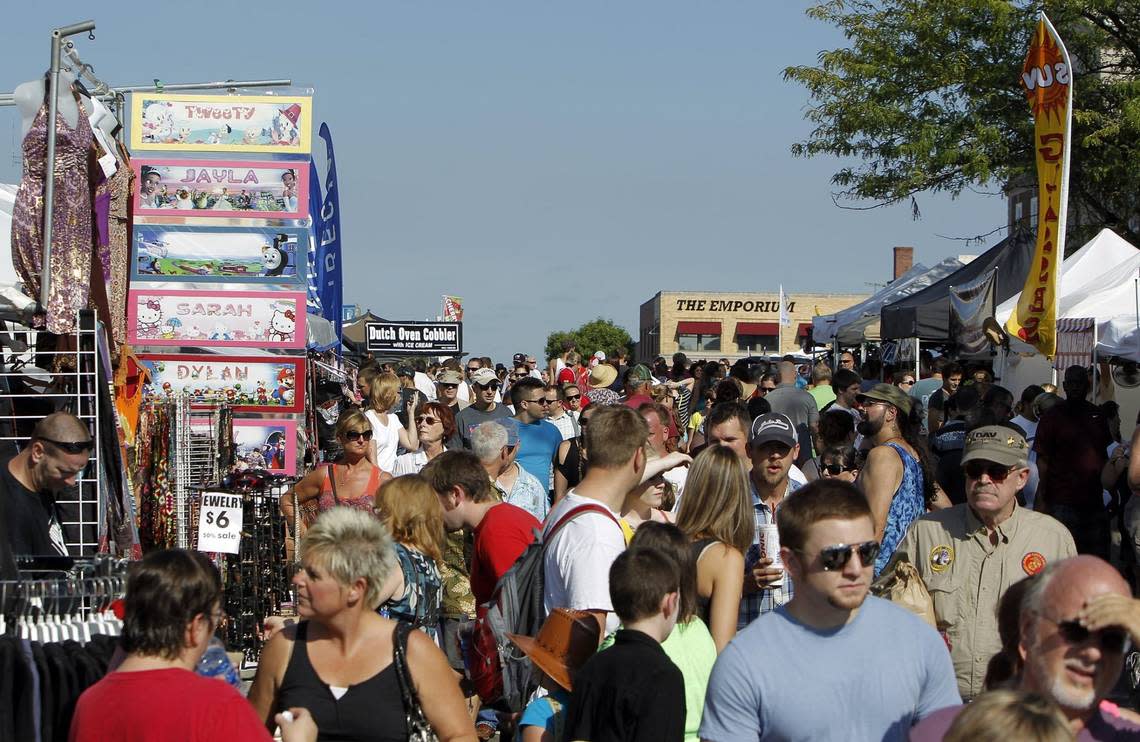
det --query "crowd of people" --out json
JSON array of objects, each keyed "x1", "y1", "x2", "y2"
[{"x1": 36, "y1": 343, "x2": 1140, "y2": 740}]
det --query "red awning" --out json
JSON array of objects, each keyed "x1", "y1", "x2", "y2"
[
  {"x1": 736, "y1": 322, "x2": 778, "y2": 335},
  {"x1": 797, "y1": 322, "x2": 812, "y2": 337},
  {"x1": 677, "y1": 321, "x2": 721, "y2": 334}
]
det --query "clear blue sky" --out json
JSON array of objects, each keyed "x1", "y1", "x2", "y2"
[{"x1": 1, "y1": 2, "x2": 1005, "y2": 363}]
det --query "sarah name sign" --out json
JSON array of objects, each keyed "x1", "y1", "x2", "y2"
[{"x1": 128, "y1": 289, "x2": 306, "y2": 349}]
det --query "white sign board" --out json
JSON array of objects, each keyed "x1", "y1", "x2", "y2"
[{"x1": 196, "y1": 492, "x2": 244, "y2": 554}]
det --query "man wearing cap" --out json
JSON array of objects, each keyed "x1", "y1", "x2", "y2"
[
  {"x1": 586, "y1": 364, "x2": 621, "y2": 407},
  {"x1": 739, "y1": 412, "x2": 802, "y2": 628},
  {"x1": 455, "y1": 368, "x2": 512, "y2": 450},
  {"x1": 622, "y1": 364, "x2": 655, "y2": 409},
  {"x1": 856, "y1": 383, "x2": 939, "y2": 576},
  {"x1": 884, "y1": 425, "x2": 1075, "y2": 701},
  {"x1": 435, "y1": 368, "x2": 466, "y2": 418}
]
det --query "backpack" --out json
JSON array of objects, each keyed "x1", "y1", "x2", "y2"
[{"x1": 468, "y1": 502, "x2": 620, "y2": 711}]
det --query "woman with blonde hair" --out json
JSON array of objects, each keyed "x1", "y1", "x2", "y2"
[
  {"x1": 281, "y1": 409, "x2": 389, "y2": 561},
  {"x1": 675, "y1": 444, "x2": 753, "y2": 652},
  {"x1": 375, "y1": 475, "x2": 445, "y2": 639},
  {"x1": 249, "y1": 508, "x2": 476, "y2": 741},
  {"x1": 944, "y1": 690, "x2": 1073, "y2": 742},
  {"x1": 363, "y1": 371, "x2": 418, "y2": 472}
]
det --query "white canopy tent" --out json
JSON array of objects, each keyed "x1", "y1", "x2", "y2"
[
  {"x1": 995, "y1": 228, "x2": 1140, "y2": 359},
  {"x1": 812, "y1": 257, "x2": 966, "y2": 346}
]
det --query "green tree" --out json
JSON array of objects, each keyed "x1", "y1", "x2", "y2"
[
  {"x1": 544, "y1": 318, "x2": 632, "y2": 360},
  {"x1": 782, "y1": 0, "x2": 1140, "y2": 245}
]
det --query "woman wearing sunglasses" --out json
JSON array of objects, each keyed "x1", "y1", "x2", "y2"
[
  {"x1": 281, "y1": 409, "x2": 391, "y2": 561},
  {"x1": 818, "y1": 446, "x2": 861, "y2": 484},
  {"x1": 392, "y1": 402, "x2": 457, "y2": 476}
]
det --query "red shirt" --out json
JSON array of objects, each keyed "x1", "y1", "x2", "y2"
[
  {"x1": 470, "y1": 502, "x2": 541, "y2": 605},
  {"x1": 70, "y1": 667, "x2": 271, "y2": 741}
]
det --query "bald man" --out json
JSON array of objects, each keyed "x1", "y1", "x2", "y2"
[
  {"x1": 763, "y1": 361, "x2": 819, "y2": 466},
  {"x1": 911, "y1": 555, "x2": 1140, "y2": 739},
  {"x1": 1, "y1": 412, "x2": 93, "y2": 559}
]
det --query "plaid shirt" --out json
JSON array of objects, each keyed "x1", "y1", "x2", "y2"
[{"x1": 738, "y1": 478, "x2": 802, "y2": 629}]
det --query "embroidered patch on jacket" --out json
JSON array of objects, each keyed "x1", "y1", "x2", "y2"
[
  {"x1": 1022, "y1": 552, "x2": 1046, "y2": 576},
  {"x1": 929, "y1": 545, "x2": 954, "y2": 573}
]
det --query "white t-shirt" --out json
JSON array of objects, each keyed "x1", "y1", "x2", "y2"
[
  {"x1": 542, "y1": 490, "x2": 625, "y2": 634},
  {"x1": 364, "y1": 409, "x2": 401, "y2": 473},
  {"x1": 392, "y1": 450, "x2": 428, "y2": 476},
  {"x1": 413, "y1": 372, "x2": 437, "y2": 402},
  {"x1": 547, "y1": 412, "x2": 578, "y2": 441},
  {"x1": 788, "y1": 464, "x2": 807, "y2": 487}
]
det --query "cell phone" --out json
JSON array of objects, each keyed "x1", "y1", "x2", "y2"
[{"x1": 400, "y1": 387, "x2": 418, "y2": 408}]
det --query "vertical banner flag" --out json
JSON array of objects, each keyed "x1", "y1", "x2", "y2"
[
  {"x1": 317, "y1": 123, "x2": 343, "y2": 344},
  {"x1": 779, "y1": 286, "x2": 792, "y2": 327},
  {"x1": 1005, "y1": 13, "x2": 1072, "y2": 357},
  {"x1": 442, "y1": 295, "x2": 464, "y2": 322},
  {"x1": 306, "y1": 160, "x2": 324, "y2": 315}
]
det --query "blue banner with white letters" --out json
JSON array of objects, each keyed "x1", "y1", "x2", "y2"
[
  {"x1": 306, "y1": 160, "x2": 323, "y2": 315},
  {"x1": 317, "y1": 123, "x2": 343, "y2": 346}
]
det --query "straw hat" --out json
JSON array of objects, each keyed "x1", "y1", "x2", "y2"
[
  {"x1": 589, "y1": 363, "x2": 618, "y2": 389},
  {"x1": 506, "y1": 608, "x2": 601, "y2": 691}
]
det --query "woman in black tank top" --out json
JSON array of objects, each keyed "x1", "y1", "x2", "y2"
[
  {"x1": 247, "y1": 508, "x2": 475, "y2": 741},
  {"x1": 674, "y1": 444, "x2": 755, "y2": 653}
]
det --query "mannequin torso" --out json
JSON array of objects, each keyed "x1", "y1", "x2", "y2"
[{"x1": 15, "y1": 72, "x2": 80, "y2": 138}]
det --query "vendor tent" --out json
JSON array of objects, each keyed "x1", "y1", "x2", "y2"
[
  {"x1": 880, "y1": 228, "x2": 1036, "y2": 341},
  {"x1": 341, "y1": 312, "x2": 388, "y2": 348},
  {"x1": 815, "y1": 258, "x2": 966, "y2": 346}
]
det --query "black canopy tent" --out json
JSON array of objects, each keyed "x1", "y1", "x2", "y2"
[{"x1": 879, "y1": 227, "x2": 1036, "y2": 342}]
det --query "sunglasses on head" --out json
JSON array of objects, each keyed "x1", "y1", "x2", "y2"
[
  {"x1": 822, "y1": 463, "x2": 858, "y2": 476},
  {"x1": 1046, "y1": 616, "x2": 1131, "y2": 654},
  {"x1": 39, "y1": 437, "x2": 94, "y2": 454},
  {"x1": 810, "y1": 541, "x2": 880, "y2": 571},
  {"x1": 964, "y1": 461, "x2": 1015, "y2": 483},
  {"x1": 343, "y1": 429, "x2": 373, "y2": 442}
]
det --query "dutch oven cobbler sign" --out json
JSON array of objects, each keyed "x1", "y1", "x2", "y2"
[{"x1": 366, "y1": 322, "x2": 462, "y2": 354}]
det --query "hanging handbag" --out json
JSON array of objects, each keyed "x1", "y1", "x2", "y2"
[{"x1": 392, "y1": 621, "x2": 439, "y2": 742}]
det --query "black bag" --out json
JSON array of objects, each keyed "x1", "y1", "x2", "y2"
[{"x1": 393, "y1": 621, "x2": 438, "y2": 742}]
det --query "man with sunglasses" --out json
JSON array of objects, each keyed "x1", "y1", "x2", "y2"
[
  {"x1": 911, "y1": 555, "x2": 1140, "y2": 740},
  {"x1": 700, "y1": 480, "x2": 960, "y2": 741},
  {"x1": 885, "y1": 425, "x2": 1075, "y2": 701},
  {"x1": 511, "y1": 377, "x2": 563, "y2": 492},
  {"x1": 2, "y1": 411, "x2": 93, "y2": 558},
  {"x1": 455, "y1": 368, "x2": 512, "y2": 450}
]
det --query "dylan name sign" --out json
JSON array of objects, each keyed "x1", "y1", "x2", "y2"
[{"x1": 366, "y1": 322, "x2": 462, "y2": 354}]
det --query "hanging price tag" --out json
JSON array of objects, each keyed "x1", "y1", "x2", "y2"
[{"x1": 197, "y1": 492, "x2": 244, "y2": 554}]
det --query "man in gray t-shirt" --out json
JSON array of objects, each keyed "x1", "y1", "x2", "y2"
[
  {"x1": 699, "y1": 480, "x2": 959, "y2": 741},
  {"x1": 455, "y1": 369, "x2": 511, "y2": 449},
  {"x1": 763, "y1": 361, "x2": 819, "y2": 465}
]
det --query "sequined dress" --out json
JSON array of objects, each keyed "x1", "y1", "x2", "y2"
[{"x1": 11, "y1": 96, "x2": 94, "y2": 334}]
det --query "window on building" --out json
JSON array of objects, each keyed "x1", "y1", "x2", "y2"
[
  {"x1": 736, "y1": 334, "x2": 777, "y2": 353},
  {"x1": 678, "y1": 333, "x2": 721, "y2": 352}
]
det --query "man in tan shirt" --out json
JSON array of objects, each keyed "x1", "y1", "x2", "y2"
[{"x1": 885, "y1": 425, "x2": 1076, "y2": 700}]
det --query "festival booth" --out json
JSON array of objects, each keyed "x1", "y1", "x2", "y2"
[
  {"x1": 813, "y1": 257, "x2": 966, "y2": 348},
  {"x1": 994, "y1": 229, "x2": 1140, "y2": 429},
  {"x1": 0, "y1": 25, "x2": 348, "y2": 708},
  {"x1": 879, "y1": 228, "x2": 1037, "y2": 346}
]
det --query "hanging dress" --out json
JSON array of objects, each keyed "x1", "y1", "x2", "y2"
[{"x1": 11, "y1": 91, "x2": 94, "y2": 335}]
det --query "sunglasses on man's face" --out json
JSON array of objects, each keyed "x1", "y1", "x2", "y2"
[
  {"x1": 964, "y1": 461, "x2": 1015, "y2": 483},
  {"x1": 565, "y1": 394, "x2": 581, "y2": 402},
  {"x1": 526, "y1": 397, "x2": 552, "y2": 406},
  {"x1": 466, "y1": 367, "x2": 480, "y2": 373},
  {"x1": 475, "y1": 382, "x2": 499, "y2": 391},
  {"x1": 810, "y1": 541, "x2": 880, "y2": 571},
  {"x1": 1044, "y1": 615, "x2": 1131, "y2": 654},
  {"x1": 40, "y1": 437, "x2": 94, "y2": 455},
  {"x1": 343, "y1": 429, "x2": 374, "y2": 442}
]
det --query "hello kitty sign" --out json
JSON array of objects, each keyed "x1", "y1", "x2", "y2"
[
  {"x1": 128, "y1": 289, "x2": 306, "y2": 349},
  {"x1": 130, "y1": 93, "x2": 311, "y2": 154}
]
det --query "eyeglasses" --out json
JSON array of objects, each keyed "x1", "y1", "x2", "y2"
[
  {"x1": 760, "y1": 386, "x2": 776, "y2": 393},
  {"x1": 899, "y1": 379, "x2": 915, "y2": 386},
  {"x1": 475, "y1": 382, "x2": 499, "y2": 391},
  {"x1": 964, "y1": 461, "x2": 1015, "y2": 483},
  {"x1": 343, "y1": 429, "x2": 374, "y2": 442},
  {"x1": 38, "y1": 437, "x2": 94, "y2": 454},
  {"x1": 1041, "y1": 614, "x2": 1131, "y2": 654},
  {"x1": 438, "y1": 383, "x2": 458, "y2": 389},
  {"x1": 822, "y1": 463, "x2": 858, "y2": 476},
  {"x1": 466, "y1": 367, "x2": 480, "y2": 373},
  {"x1": 807, "y1": 541, "x2": 880, "y2": 571},
  {"x1": 526, "y1": 398, "x2": 552, "y2": 406},
  {"x1": 565, "y1": 394, "x2": 581, "y2": 402},
  {"x1": 415, "y1": 415, "x2": 441, "y2": 425}
]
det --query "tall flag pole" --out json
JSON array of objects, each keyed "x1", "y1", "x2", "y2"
[
  {"x1": 1005, "y1": 13, "x2": 1072, "y2": 357},
  {"x1": 317, "y1": 123, "x2": 343, "y2": 351}
]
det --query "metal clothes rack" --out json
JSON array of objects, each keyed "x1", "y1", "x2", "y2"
[
  {"x1": 2, "y1": 554, "x2": 128, "y2": 634},
  {"x1": 174, "y1": 396, "x2": 230, "y2": 550}
]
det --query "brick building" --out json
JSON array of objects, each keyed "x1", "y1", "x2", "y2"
[{"x1": 638, "y1": 290, "x2": 869, "y2": 362}]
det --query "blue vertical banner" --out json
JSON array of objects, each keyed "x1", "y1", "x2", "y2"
[
  {"x1": 316, "y1": 123, "x2": 343, "y2": 345},
  {"x1": 306, "y1": 160, "x2": 324, "y2": 315}
]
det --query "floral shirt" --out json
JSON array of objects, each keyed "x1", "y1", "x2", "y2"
[{"x1": 380, "y1": 543, "x2": 441, "y2": 639}]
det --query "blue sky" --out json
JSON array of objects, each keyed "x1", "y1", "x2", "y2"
[{"x1": 1, "y1": 2, "x2": 1005, "y2": 363}]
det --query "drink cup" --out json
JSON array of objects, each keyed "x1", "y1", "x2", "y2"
[{"x1": 758, "y1": 523, "x2": 783, "y2": 587}]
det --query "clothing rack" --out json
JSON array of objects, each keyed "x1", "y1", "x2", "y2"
[{"x1": 2, "y1": 554, "x2": 127, "y2": 636}]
